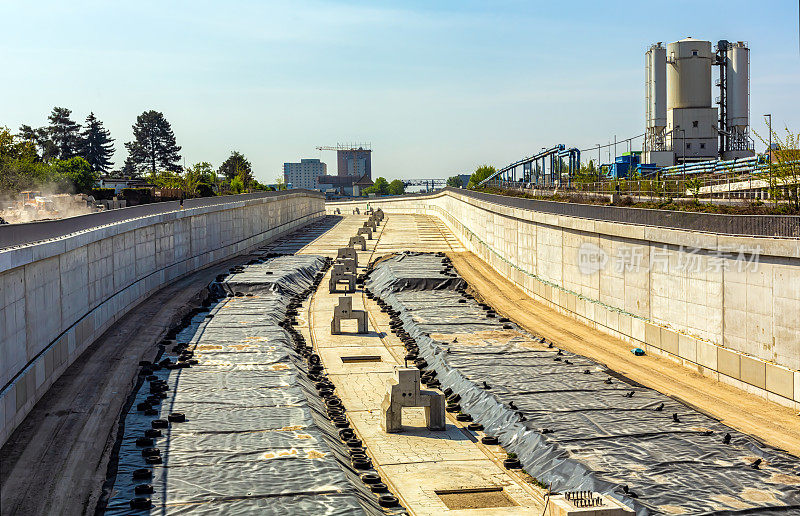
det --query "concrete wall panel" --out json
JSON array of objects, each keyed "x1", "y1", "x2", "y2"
[{"x1": 0, "y1": 191, "x2": 324, "y2": 446}]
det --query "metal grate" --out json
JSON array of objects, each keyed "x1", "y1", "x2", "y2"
[{"x1": 565, "y1": 491, "x2": 605, "y2": 508}]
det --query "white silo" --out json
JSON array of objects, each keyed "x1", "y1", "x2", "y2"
[
  {"x1": 666, "y1": 37, "x2": 718, "y2": 162},
  {"x1": 644, "y1": 43, "x2": 672, "y2": 166},
  {"x1": 650, "y1": 43, "x2": 667, "y2": 128},
  {"x1": 645, "y1": 47, "x2": 652, "y2": 128},
  {"x1": 722, "y1": 41, "x2": 753, "y2": 158},
  {"x1": 667, "y1": 38, "x2": 713, "y2": 108},
  {"x1": 726, "y1": 42, "x2": 749, "y2": 129}
]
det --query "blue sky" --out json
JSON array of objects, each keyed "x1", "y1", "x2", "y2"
[{"x1": 2, "y1": 0, "x2": 799, "y2": 182}]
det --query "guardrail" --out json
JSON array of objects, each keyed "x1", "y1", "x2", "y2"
[
  {"x1": 0, "y1": 189, "x2": 324, "y2": 249},
  {"x1": 449, "y1": 188, "x2": 800, "y2": 238}
]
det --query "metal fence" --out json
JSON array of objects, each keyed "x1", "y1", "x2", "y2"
[
  {"x1": 447, "y1": 187, "x2": 800, "y2": 238},
  {"x1": 0, "y1": 190, "x2": 324, "y2": 250}
]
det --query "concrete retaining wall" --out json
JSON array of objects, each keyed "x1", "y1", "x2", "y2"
[
  {"x1": 330, "y1": 191, "x2": 800, "y2": 409},
  {"x1": 0, "y1": 191, "x2": 324, "y2": 445}
]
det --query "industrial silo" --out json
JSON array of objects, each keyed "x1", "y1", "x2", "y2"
[
  {"x1": 726, "y1": 42, "x2": 749, "y2": 128},
  {"x1": 722, "y1": 41, "x2": 753, "y2": 158},
  {"x1": 649, "y1": 43, "x2": 667, "y2": 129},
  {"x1": 644, "y1": 36, "x2": 754, "y2": 164},
  {"x1": 666, "y1": 37, "x2": 718, "y2": 162},
  {"x1": 667, "y1": 38, "x2": 713, "y2": 108},
  {"x1": 644, "y1": 43, "x2": 672, "y2": 166}
]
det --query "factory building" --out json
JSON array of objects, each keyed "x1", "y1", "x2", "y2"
[
  {"x1": 283, "y1": 158, "x2": 326, "y2": 190},
  {"x1": 644, "y1": 38, "x2": 753, "y2": 166}
]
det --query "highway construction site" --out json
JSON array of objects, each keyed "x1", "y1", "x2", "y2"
[{"x1": 3, "y1": 206, "x2": 800, "y2": 516}]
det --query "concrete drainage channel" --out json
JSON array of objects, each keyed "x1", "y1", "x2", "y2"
[
  {"x1": 363, "y1": 252, "x2": 800, "y2": 516},
  {"x1": 97, "y1": 253, "x2": 405, "y2": 515}
]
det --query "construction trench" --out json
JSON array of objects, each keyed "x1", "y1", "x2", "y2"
[{"x1": 4, "y1": 211, "x2": 800, "y2": 516}]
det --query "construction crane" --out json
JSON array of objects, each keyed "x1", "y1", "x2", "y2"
[{"x1": 316, "y1": 143, "x2": 372, "y2": 151}]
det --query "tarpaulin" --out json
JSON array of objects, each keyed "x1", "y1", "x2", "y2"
[
  {"x1": 365, "y1": 252, "x2": 800, "y2": 516},
  {"x1": 103, "y1": 255, "x2": 402, "y2": 515}
]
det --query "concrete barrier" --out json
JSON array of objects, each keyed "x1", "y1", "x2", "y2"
[
  {"x1": 0, "y1": 191, "x2": 324, "y2": 445},
  {"x1": 328, "y1": 189, "x2": 800, "y2": 409}
]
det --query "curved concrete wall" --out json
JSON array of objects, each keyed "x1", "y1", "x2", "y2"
[
  {"x1": 330, "y1": 191, "x2": 800, "y2": 409},
  {"x1": 0, "y1": 191, "x2": 324, "y2": 445}
]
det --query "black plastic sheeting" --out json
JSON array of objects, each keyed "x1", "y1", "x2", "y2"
[
  {"x1": 365, "y1": 252, "x2": 800, "y2": 516},
  {"x1": 102, "y1": 255, "x2": 402, "y2": 515}
]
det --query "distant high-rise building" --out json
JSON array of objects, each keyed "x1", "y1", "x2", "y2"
[
  {"x1": 337, "y1": 148, "x2": 371, "y2": 179},
  {"x1": 283, "y1": 159, "x2": 326, "y2": 190}
]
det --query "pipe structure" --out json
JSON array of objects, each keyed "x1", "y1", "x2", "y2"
[{"x1": 479, "y1": 144, "x2": 581, "y2": 188}]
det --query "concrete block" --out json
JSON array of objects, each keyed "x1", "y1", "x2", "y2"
[
  {"x1": 381, "y1": 367, "x2": 445, "y2": 433},
  {"x1": 35, "y1": 360, "x2": 45, "y2": 389},
  {"x1": 331, "y1": 297, "x2": 367, "y2": 334},
  {"x1": 3, "y1": 389, "x2": 14, "y2": 427},
  {"x1": 631, "y1": 317, "x2": 645, "y2": 342},
  {"x1": 795, "y1": 371, "x2": 800, "y2": 403},
  {"x1": 644, "y1": 322, "x2": 661, "y2": 349},
  {"x1": 659, "y1": 328, "x2": 679, "y2": 355},
  {"x1": 15, "y1": 374, "x2": 27, "y2": 411},
  {"x1": 740, "y1": 354, "x2": 766, "y2": 390},
  {"x1": 717, "y1": 348, "x2": 740, "y2": 380},
  {"x1": 0, "y1": 392, "x2": 5, "y2": 437},
  {"x1": 696, "y1": 340, "x2": 718, "y2": 370},
  {"x1": 765, "y1": 363, "x2": 794, "y2": 400},
  {"x1": 45, "y1": 346, "x2": 54, "y2": 377},
  {"x1": 678, "y1": 334, "x2": 697, "y2": 363}
]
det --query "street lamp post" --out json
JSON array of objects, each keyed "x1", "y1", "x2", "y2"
[
  {"x1": 765, "y1": 113, "x2": 772, "y2": 161},
  {"x1": 597, "y1": 144, "x2": 601, "y2": 183},
  {"x1": 765, "y1": 113, "x2": 772, "y2": 202}
]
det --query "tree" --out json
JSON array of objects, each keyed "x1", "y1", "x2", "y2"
[
  {"x1": 120, "y1": 155, "x2": 138, "y2": 178},
  {"x1": 218, "y1": 151, "x2": 253, "y2": 183},
  {"x1": 51, "y1": 156, "x2": 97, "y2": 194},
  {"x1": 230, "y1": 175, "x2": 245, "y2": 194},
  {"x1": 2, "y1": 127, "x2": 38, "y2": 163},
  {"x1": 251, "y1": 180, "x2": 273, "y2": 191},
  {"x1": 0, "y1": 127, "x2": 50, "y2": 192},
  {"x1": 387, "y1": 179, "x2": 405, "y2": 195},
  {"x1": 467, "y1": 165, "x2": 496, "y2": 189},
  {"x1": 446, "y1": 175, "x2": 463, "y2": 188},
  {"x1": 364, "y1": 176, "x2": 389, "y2": 196},
  {"x1": 275, "y1": 176, "x2": 287, "y2": 190},
  {"x1": 685, "y1": 177, "x2": 703, "y2": 203},
  {"x1": 18, "y1": 124, "x2": 58, "y2": 161},
  {"x1": 148, "y1": 170, "x2": 184, "y2": 189},
  {"x1": 47, "y1": 107, "x2": 82, "y2": 159},
  {"x1": 755, "y1": 123, "x2": 800, "y2": 211},
  {"x1": 771, "y1": 128, "x2": 800, "y2": 211},
  {"x1": 79, "y1": 113, "x2": 115, "y2": 174},
  {"x1": 185, "y1": 161, "x2": 216, "y2": 195},
  {"x1": 124, "y1": 110, "x2": 182, "y2": 175}
]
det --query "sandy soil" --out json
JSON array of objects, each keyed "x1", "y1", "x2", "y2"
[{"x1": 448, "y1": 251, "x2": 800, "y2": 458}]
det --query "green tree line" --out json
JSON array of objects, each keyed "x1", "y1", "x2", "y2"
[
  {"x1": 3, "y1": 107, "x2": 271, "y2": 197},
  {"x1": 363, "y1": 177, "x2": 405, "y2": 196}
]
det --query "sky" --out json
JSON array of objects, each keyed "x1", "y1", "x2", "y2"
[{"x1": 2, "y1": 0, "x2": 799, "y2": 183}]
